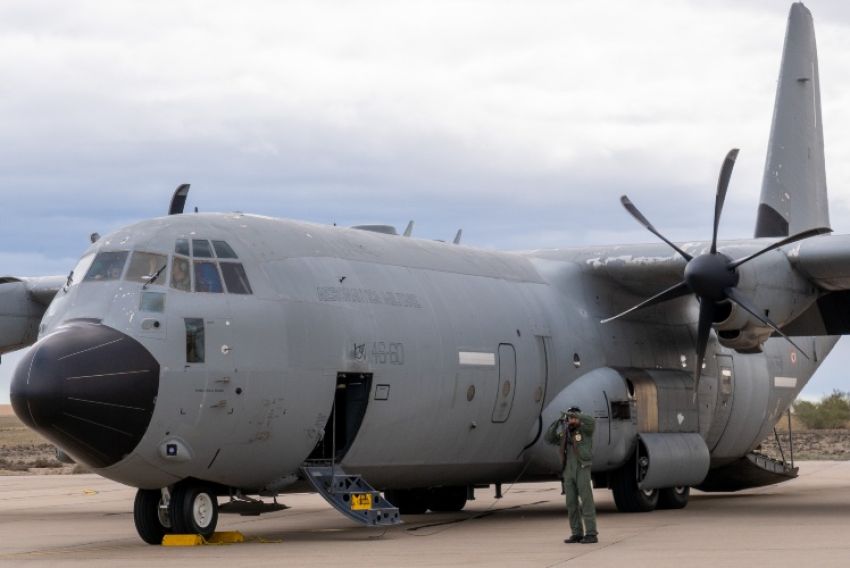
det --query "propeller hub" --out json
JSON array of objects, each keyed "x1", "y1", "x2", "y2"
[{"x1": 684, "y1": 253, "x2": 738, "y2": 301}]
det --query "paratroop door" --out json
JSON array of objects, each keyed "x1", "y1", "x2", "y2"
[{"x1": 492, "y1": 343, "x2": 517, "y2": 423}]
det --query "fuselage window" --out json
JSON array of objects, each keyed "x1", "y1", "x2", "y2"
[
  {"x1": 192, "y1": 239, "x2": 213, "y2": 258},
  {"x1": 175, "y1": 238, "x2": 190, "y2": 256},
  {"x1": 220, "y1": 262, "x2": 252, "y2": 294},
  {"x1": 83, "y1": 251, "x2": 129, "y2": 281},
  {"x1": 185, "y1": 318, "x2": 205, "y2": 363},
  {"x1": 212, "y1": 240, "x2": 238, "y2": 259},
  {"x1": 125, "y1": 252, "x2": 167, "y2": 284},
  {"x1": 140, "y1": 291, "x2": 165, "y2": 312},
  {"x1": 194, "y1": 261, "x2": 224, "y2": 293},
  {"x1": 171, "y1": 256, "x2": 191, "y2": 291}
]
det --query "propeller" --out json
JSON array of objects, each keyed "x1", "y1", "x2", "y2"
[{"x1": 601, "y1": 148, "x2": 830, "y2": 393}]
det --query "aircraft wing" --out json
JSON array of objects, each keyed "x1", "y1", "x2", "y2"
[
  {"x1": 0, "y1": 275, "x2": 65, "y2": 355},
  {"x1": 538, "y1": 235, "x2": 850, "y2": 336}
]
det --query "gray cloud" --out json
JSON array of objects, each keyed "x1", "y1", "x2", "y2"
[{"x1": 1, "y1": 0, "x2": 850, "y2": 402}]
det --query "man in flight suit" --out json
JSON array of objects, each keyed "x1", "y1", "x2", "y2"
[{"x1": 545, "y1": 406, "x2": 598, "y2": 544}]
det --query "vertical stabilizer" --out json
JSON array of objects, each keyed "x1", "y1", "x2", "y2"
[{"x1": 755, "y1": 3, "x2": 830, "y2": 238}]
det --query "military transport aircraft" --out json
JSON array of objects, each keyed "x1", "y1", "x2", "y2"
[{"x1": 1, "y1": 2, "x2": 845, "y2": 544}]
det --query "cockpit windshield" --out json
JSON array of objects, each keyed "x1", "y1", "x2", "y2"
[
  {"x1": 83, "y1": 251, "x2": 129, "y2": 281},
  {"x1": 125, "y1": 252, "x2": 168, "y2": 284}
]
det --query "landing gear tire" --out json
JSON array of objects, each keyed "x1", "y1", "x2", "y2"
[
  {"x1": 427, "y1": 486, "x2": 468, "y2": 512},
  {"x1": 384, "y1": 488, "x2": 429, "y2": 514},
  {"x1": 169, "y1": 483, "x2": 219, "y2": 537},
  {"x1": 611, "y1": 459, "x2": 658, "y2": 513},
  {"x1": 657, "y1": 486, "x2": 689, "y2": 510},
  {"x1": 133, "y1": 489, "x2": 172, "y2": 545}
]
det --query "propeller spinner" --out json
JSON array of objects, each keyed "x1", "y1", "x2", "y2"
[{"x1": 601, "y1": 149, "x2": 830, "y2": 392}]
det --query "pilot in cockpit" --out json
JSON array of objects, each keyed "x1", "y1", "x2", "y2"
[{"x1": 171, "y1": 257, "x2": 190, "y2": 291}]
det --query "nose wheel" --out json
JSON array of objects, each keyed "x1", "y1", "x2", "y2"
[
  {"x1": 134, "y1": 483, "x2": 220, "y2": 544},
  {"x1": 168, "y1": 483, "x2": 220, "y2": 538},
  {"x1": 133, "y1": 489, "x2": 173, "y2": 545}
]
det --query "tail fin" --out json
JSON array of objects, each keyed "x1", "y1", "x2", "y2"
[{"x1": 755, "y1": 3, "x2": 830, "y2": 238}]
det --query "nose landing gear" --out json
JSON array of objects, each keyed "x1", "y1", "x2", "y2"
[
  {"x1": 133, "y1": 489, "x2": 172, "y2": 545},
  {"x1": 134, "y1": 482, "x2": 220, "y2": 545}
]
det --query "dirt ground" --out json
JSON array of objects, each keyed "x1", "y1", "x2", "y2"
[
  {"x1": 1, "y1": 405, "x2": 848, "y2": 476},
  {"x1": 0, "y1": 409, "x2": 82, "y2": 475}
]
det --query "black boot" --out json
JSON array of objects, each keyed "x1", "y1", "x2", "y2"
[
  {"x1": 581, "y1": 534, "x2": 598, "y2": 544},
  {"x1": 564, "y1": 534, "x2": 584, "y2": 544}
]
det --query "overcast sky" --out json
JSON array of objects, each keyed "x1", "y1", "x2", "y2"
[{"x1": 2, "y1": 1, "x2": 850, "y2": 403}]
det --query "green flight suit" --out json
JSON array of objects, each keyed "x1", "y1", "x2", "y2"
[{"x1": 546, "y1": 412, "x2": 597, "y2": 537}]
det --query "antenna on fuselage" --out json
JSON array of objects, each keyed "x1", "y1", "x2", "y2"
[
  {"x1": 403, "y1": 221, "x2": 414, "y2": 237},
  {"x1": 168, "y1": 183, "x2": 191, "y2": 215},
  {"x1": 453, "y1": 229, "x2": 463, "y2": 245}
]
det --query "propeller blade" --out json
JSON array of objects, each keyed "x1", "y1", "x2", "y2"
[
  {"x1": 620, "y1": 196, "x2": 693, "y2": 261},
  {"x1": 600, "y1": 281, "x2": 691, "y2": 324},
  {"x1": 724, "y1": 287, "x2": 810, "y2": 359},
  {"x1": 728, "y1": 226, "x2": 832, "y2": 269},
  {"x1": 694, "y1": 299, "x2": 715, "y2": 393},
  {"x1": 711, "y1": 149, "x2": 739, "y2": 254}
]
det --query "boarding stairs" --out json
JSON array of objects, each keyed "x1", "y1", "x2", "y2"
[{"x1": 301, "y1": 463, "x2": 401, "y2": 527}]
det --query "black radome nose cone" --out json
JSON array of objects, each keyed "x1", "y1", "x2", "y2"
[{"x1": 10, "y1": 321, "x2": 160, "y2": 469}]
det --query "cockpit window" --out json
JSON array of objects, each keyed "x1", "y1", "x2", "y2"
[
  {"x1": 170, "y1": 238, "x2": 252, "y2": 294},
  {"x1": 175, "y1": 238, "x2": 190, "y2": 256},
  {"x1": 83, "y1": 251, "x2": 129, "y2": 281},
  {"x1": 221, "y1": 262, "x2": 251, "y2": 294},
  {"x1": 171, "y1": 256, "x2": 191, "y2": 291},
  {"x1": 212, "y1": 240, "x2": 238, "y2": 259},
  {"x1": 192, "y1": 239, "x2": 213, "y2": 258},
  {"x1": 194, "y1": 261, "x2": 223, "y2": 293},
  {"x1": 125, "y1": 252, "x2": 167, "y2": 284},
  {"x1": 220, "y1": 263, "x2": 252, "y2": 294},
  {"x1": 68, "y1": 253, "x2": 95, "y2": 288}
]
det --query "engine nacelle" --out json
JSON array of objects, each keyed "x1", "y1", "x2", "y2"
[
  {"x1": 526, "y1": 367, "x2": 636, "y2": 475},
  {"x1": 0, "y1": 280, "x2": 40, "y2": 355},
  {"x1": 0, "y1": 276, "x2": 64, "y2": 355},
  {"x1": 712, "y1": 251, "x2": 817, "y2": 352},
  {"x1": 526, "y1": 366, "x2": 707, "y2": 484}
]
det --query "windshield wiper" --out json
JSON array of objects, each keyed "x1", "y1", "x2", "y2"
[
  {"x1": 143, "y1": 264, "x2": 167, "y2": 290},
  {"x1": 63, "y1": 270, "x2": 74, "y2": 292}
]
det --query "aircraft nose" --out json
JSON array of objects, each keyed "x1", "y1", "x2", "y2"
[{"x1": 10, "y1": 321, "x2": 160, "y2": 469}]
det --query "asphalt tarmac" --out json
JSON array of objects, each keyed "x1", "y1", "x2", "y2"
[{"x1": 2, "y1": 461, "x2": 850, "y2": 567}]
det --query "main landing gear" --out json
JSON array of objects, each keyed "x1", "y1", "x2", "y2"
[
  {"x1": 384, "y1": 486, "x2": 469, "y2": 514},
  {"x1": 133, "y1": 481, "x2": 220, "y2": 544},
  {"x1": 609, "y1": 456, "x2": 689, "y2": 513}
]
